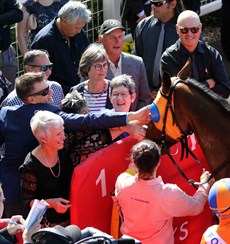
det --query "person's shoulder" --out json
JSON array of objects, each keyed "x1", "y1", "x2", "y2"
[
  {"x1": 1, "y1": 90, "x2": 23, "y2": 107},
  {"x1": 33, "y1": 20, "x2": 56, "y2": 39},
  {"x1": 199, "y1": 41, "x2": 220, "y2": 55},
  {"x1": 163, "y1": 40, "x2": 180, "y2": 56},
  {"x1": 122, "y1": 52, "x2": 143, "y2": 63},
  {"x1": 48, "y1": 80, "x2": 62, "y2": 89}
]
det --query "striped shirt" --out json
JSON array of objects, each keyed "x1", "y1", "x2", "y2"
[{"x1": 83, "y1": 89, "x2": 108, "y2": 112}]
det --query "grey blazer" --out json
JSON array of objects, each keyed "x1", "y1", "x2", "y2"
[{"x1": 106, "y1": 52, "x2": 151, "y2": 111}]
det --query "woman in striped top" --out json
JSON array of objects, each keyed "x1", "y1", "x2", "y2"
[{"x1": 71, "y1": 43, "x2": 113, "y2": 113}]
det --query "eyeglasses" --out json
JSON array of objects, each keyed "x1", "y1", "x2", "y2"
[
  {"x1": 27, "y1": 64, "x2": 53, "y2": 72},
  {"x1": 27, "y1": 86, "x2": 50, "y2": 97},
  {"x1": 93, "y1": 63, "x2": 109, "y2": 71},
  {"x1": 178, "y1": 26, "x2": 200, "y2": 34},
  {"x1": 111, "y1": 92, "x2": 131, "y2": 99},
  {"x1": 150, "y1": 0, "x2": 168, "y2": 7}
]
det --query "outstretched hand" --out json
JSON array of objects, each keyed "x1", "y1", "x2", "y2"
[{"x1": 127, "y1": 106, "x2": 151, "y2": 125}]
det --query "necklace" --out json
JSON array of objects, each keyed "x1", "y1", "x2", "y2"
[
  {"x1": 87, "y1": 80, "x2": 107, "y2": 99},
  {"x1": 41, "y1": 148, "x2": 61, "y2": 178}
]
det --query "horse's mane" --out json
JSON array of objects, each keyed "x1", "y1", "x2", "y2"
[{"x1": 179, "y1": 78, "x2": 230, "y2": 113}]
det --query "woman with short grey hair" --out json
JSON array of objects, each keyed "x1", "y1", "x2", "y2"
[{"x1": 20, "y1": 110, "x2": 73, "y2": 227}]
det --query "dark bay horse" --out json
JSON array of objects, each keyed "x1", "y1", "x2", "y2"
[{"x1": 146, "y1": 72, "x2": 230, "y2": 181}]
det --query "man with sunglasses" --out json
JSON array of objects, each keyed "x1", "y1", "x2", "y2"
[
  {"x1": 1, "y1": 50, "x2": 64, "y2": 108},
  {"x1": 161, "y1": 10, "x2": 230, "y2": 98},
  {"x1": 134, "y1": 0, "x2": 185, "y2": 98}
]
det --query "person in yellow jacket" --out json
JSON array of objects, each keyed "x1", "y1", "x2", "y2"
[{"x1": 201, "y1": 178, "x2": 230, "y2": 244}]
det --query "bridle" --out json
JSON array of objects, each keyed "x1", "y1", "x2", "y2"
[{"x1": 159, "y1": 79, "x2": 229, "y2": 188}]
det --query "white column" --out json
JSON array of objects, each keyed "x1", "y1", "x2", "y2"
[{"x1": 103, "y1": 0, "x2": 121, "y2": 21}]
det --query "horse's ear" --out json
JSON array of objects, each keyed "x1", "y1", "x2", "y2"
[
  {"x1": 162, "y1": 72, "x2": 171, "y2": 94},
  {"x1": 177, "y1": 58, "x2": 192, "y2": 80}
]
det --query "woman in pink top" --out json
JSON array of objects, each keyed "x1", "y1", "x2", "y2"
[{"x1": 115, "y1": 139, "x2": 214, "y2": 244}]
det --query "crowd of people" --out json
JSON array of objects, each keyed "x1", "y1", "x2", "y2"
[{"x1": 0, "y1": 0, "x2": 230, "y2": 243}]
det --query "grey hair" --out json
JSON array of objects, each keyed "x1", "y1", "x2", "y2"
[
  {"x1": 110, "y1": 74, "x2": 136, "y2": 95},
  {"x1": 78, "y1": 43, "x2": 109, "y2": 78},
  {"x1": 30, "y1": 110, "x2": 64, "y2": 141},
  {"x1": 58, "y1": 1, "x2": 92, "y2": 24}
]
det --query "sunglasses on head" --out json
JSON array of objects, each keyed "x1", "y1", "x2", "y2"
[
  {"x1": 28, "y1": 64, "x2": 53, "y2": 72},
  {"x1": 178, "y1": 26, "x2": 200, "y2": 34},
  {"x1": 150, "y1": 0, "x2": 168, "y2": 7},
  {"x1": 27, "y1": 86, "x2": 50, "y2": 97}
]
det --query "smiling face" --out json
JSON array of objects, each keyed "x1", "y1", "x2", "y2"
[
  {"x1": 45, "y1": 125, "x2": 66, "y2": 151},
  {"x1": 176, "y1": 10, "x2": 202, "y2": 53},
  {"x1": 98, "y1": 29, "x2": 124, "y2": 60},
  {"x1": 88, "y1": 60, "x2": 108, "y2": 82},
  {"x1": 26, "y1": 79, "x2": 54, "y2": 104},
  {"x1": 110, "y1": 85, "x2": 136, "y2": 112}
]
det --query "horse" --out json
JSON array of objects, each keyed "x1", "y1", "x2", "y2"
[{"x1": 146, "y1": 67, "x2": 230, "y2": 182}]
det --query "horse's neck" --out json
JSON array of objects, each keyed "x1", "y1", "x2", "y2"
[{"x1": 175, "y1": 92, "x2": 230, "y2": 175}]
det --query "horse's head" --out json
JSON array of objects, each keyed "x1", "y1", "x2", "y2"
[{"x1": 146, "y1": 58, "x2": 192, "y2": 151}]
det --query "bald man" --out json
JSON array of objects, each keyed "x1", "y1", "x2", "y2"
[{"x1": 161, "y1": 10, "x2": 230, "y2": 99}]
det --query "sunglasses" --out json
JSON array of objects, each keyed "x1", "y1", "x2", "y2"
[
  {"x1": 28, "y1": 64, "x2": 53, "y2": 72},
  {"x1": 27, "y1": 86, "x2": 50, "y2": 97},
  {"x1": 93, "y1": 63, "x2": 109, "y2": 71},
  {"x1": 178, "y1": 26, "x2": 200, "y2": 34},
  {"x1": 150, "y1": 0, "x2": 168, "y2": 7}
]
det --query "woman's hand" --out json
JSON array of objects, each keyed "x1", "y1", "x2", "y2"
[
  {"x1": 7, "y1": 215, "x2": 25, "y2": 236},
  {"x1": 199, "y1": 168, "x2": 215, "y2": 192},
  {"x1": 120, "y1": 124, "x2": 147, "y2": 141},
  {"x1": 47, "y1": 198, "x2": 71, "y2": 213}
]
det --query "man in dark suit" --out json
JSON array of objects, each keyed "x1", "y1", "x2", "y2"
[
  {"x1": 98, "y1": 19, "x2": 151, "y2": 110},
  {"x1": 120, "y1": 0, "x2": 151, "y2": 37}
]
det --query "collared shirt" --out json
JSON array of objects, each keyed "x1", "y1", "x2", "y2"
[
  {"x1": 134, "y1": 15, "x2": 178, "y2": 90},
  {"x1": 161, "y1": 40, "x2": 230, "y2": 98},
  {"x1": 1, "y1": 80, "x2": 64, "y2": 107},
  {"x1": 115, "y1": 174, "x2": 208, "y2": 244},
  {"x1": 31, "y1": 18, "x2": 89, "y2": 94},
  {"x1": 109, "y1": 56, "x2": 122, "y2": 77}
]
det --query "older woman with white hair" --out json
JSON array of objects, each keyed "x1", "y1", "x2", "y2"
[{"x1": 19, "y1": 110, "x2": 73, "y2": 227}]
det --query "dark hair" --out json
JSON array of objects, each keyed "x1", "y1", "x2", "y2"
[
  {"x1": 23, "y1": 49, "x2": 50, "y2": 66},
  {"x1": 16, "y1": 72, "x2": 45, "y2": 103},
  {"x1": 131, "y1": 139, "x2": 161, "y2": 175},
  {"x1": 61, "y1": 90, "x2": 88, "y2": 114}
]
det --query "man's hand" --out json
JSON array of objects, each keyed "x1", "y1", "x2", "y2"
[{"x1": 127, "y1": 106, "x2": 151, "y2": 125}]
